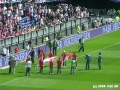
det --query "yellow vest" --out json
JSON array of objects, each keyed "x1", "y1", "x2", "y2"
[{"x1": 44, "y1": 37, "x2": 49, "y2": 44}]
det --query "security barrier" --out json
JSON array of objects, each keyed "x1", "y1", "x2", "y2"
[
  {"x1": 0, "y1": 21, "x2": 120, "y2": 68},
  {"x1": 0, "y1": 15, "x2": 114, "y2": 53}
]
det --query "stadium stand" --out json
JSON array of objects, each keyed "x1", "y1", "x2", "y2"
[{"x1": 0, "y1": 0, "x2": 116, "y2": 57}]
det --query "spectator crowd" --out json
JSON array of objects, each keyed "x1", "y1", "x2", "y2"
[
  {"x1": 0, "y1": 1, "x2": 91, "y2": 41},
  {"x1": 1, "y1": 1, "x2": 115, "y2": 57}
]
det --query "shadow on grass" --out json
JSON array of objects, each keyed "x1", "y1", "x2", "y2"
[
  {"x1": 18, "y1": 71, "x2": 25, "y2": 73},
  {"x1": 61, "y1": 74, "x2": 71, "y2": 76},
  {"x1": 77, "y1": 69, "x2": 86, "y2": 71},
  {"x1": 90, "y1": 69, "x2": 100, "y2": 70},
  {"x1": 34, "y1": 72, "x2": 50, "y2": 75},
  {"x1": 0, "y1": 73, "x2": 10, "y2": 75}
]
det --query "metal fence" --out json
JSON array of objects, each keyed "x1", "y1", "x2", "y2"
[{"x1": 0, "y1": 15, "x2": 114, "y2": 53}]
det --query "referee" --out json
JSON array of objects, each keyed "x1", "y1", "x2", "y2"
[{"x1": 79, "y1": 36, "x2": 84, "y2": 52}]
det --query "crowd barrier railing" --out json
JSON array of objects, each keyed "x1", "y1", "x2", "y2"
[
  {"x1": 0, "y1": 15, "x2": 114, "y2": 53},
  {"x1": 0, "y1": 21, "x2": 120, "y2": 68}
]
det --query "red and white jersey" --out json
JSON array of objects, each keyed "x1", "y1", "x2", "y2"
[
  {"x1": 38, "y1": 52, "x2": 43, "y2": 61},
  {"x1": 61, "y1": 52, "x2": 66, "y2": 60}
]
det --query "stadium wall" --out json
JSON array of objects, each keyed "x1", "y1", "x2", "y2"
[{"x1": 0, "y1": 22, "x2": 120, "y2": 68}]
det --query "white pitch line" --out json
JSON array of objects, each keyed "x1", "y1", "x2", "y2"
[
  {"x1": 0, "y1": 42, "x2": 119, "y2": 86},
  {"x1": 80, "y1": 42, "x2": 120, "y2": 55}
]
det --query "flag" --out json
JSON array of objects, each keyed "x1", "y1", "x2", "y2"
[
  {"x1": 43, "y1": 56, "x2": 58, "y2": 64},
  {"x1": 64, "y1": 51, "x2": 72, "y2": 61}
]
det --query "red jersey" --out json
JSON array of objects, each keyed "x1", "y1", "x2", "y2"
[
  {"x1": 39, "y1": 48, "x2": 42, "y2": 52},
  {"x1": 26, "y1": 12, "x2": 30, "y2": 17},
  {"x1": 57, "y1": 59, "x2": 62, "y2": 68},
  {"x1": 72, "y1": 54, "x2": 77, "y2": 60},
  {"x1": 15, "y1": 31, "x2": 19, "y2": 36},
  {"x1": 26, "y1": 58, "x2": 29, "y2": 62},
  {"x1": 62, "y1": 52, "x2": 66, "y2": 60},
  {"x1": 43, "y1": 53, "x2": 45, "y2": 60},
  {"x1": 14, "y1": 47, "x2": 19, "y2": 53},
  {"x1": 39, "y1": 60, "x2": 44, "y2": 68},
  {"x1": 48, "y1": 52, "x2": 54, "y2": 58},
  {"x1": 50, "y1": 60, "x2": 54, "y2": 67},
  {"x1": 38, "y1": 52, "x2": 43, "y2": 58}
]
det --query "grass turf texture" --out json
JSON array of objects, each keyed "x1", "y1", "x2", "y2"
[{"x1": 0, "y1": 30, "x2": 120, "y2": 90}]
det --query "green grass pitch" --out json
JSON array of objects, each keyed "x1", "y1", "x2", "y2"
[{"x1": 0, "y1": 30, "x2": 120, "y2": 90}]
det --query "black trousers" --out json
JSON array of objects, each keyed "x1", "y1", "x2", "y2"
[
  {"x1": 53, "y1": 47, "x2": 57, "y2": 55},
  {"x1": 40, "y1": 67, "x2": 43, "y2": 73},
  {"x1": 25, "y1": 67, "x2": 31, "y2": 76},
  {"x1": 86, "y1": 61, "x2": 90, "y2": 70},
  {"x1": 9, "y1": 66, "x2": 11, "y2": 73},
  {"x1": 79, "y1": 43, "x2": 84, "y2": 52},
  {"x1": 98, "y1": 62, "x2": 101, "y2": 69},
  {"x1": 31, "y1": 57, "x2": 34, "y2": 63},
  {"x1": 49, "y1": 47, "x2": 52, "y2": 51}
]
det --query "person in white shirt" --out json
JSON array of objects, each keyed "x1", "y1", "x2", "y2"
[
  {"x1": 86, "y1": 11, "x2": 89, "y2": 17},
  {"x1": 3, "y1": 46, "x2": 7, "y2": 56},
  {"x1": 26, "y1": 43, "x2": 30, "y2": 50},
  {"x1": 25, "y1": 57, "x2": 32, "y2": 76},
  {"x1": 15, "y1": 8, "x2": 18, "y2": 15},
  {"x1": 2, "y1": 5, "x2": 7, "y2": 15},
  {"x1": 3, "y1": 5, "x2": 7, "y2": 11},
  {"x1": 6, "y1": 47, "x2": 9, "y2": 56},
  {"x1": 48, "y1": 7, "x2": 51, "y2": 14},
  {"x1": 76, "y1": 6, "x2": 80, "y2": 13},
  {"x1": 7, "y1": 10, "x2": 11, "y2": 17},
  {"x1": 80, "y1": 11, "x2": 84, "y2": 18},
  {"x1": 18, "y1": 2, "x2": 22, "y2": 10},
  {"x1": 19, "y1": 9, "x2": 24, "y2": 17}
]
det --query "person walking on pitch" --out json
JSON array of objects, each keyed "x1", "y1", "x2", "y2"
[
  {"x1": 79, "y1": 38, "x2": 82, "y2": 46},
  {"x1": 85, "y1": 54, "x2": 91, "y2": 70},
  {"x1": 98, "y1": 52, "x2": 102, "y2": 70},
  {"x1": 70, "y1": 59, "x2": 76, "y2": 75},
  {"x1": 79, "y1": 36, "x2": 85, "y2": 52},
  {"x1": 57, "y1": 58, "x2": 62, "y2": 74}
]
